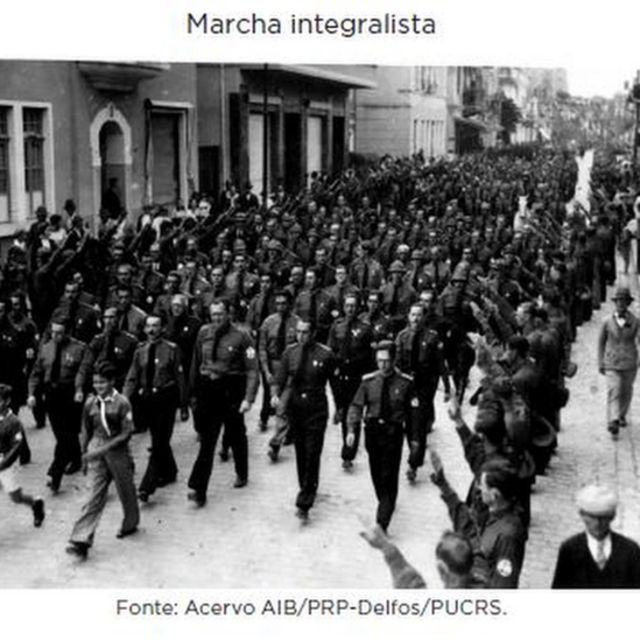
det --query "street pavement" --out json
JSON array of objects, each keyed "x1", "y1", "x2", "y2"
[{"x1": 3, "y1": 287, "x2": 640, "y2": 588}]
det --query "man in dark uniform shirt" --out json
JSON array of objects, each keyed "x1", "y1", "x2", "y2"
[
  {"x1": 395, "y1": 303, "x2": 450, "y2": 482},
  {"x1": 347, "y1": 341, "x2": 420, "y2": 531},
  {"x1": 82, "y1": 307, "x2": 138, "y2": 392},
  {"x1": 124, "y1": 315, "x2": 187, "y2": 502},
  {"x1": 328, "y1": 293, "x2": 374, "y2": 469},
  {"x1": 272, "y1": 319, "x2": 336, "y2": 520},
  {"x1": 187, "y1": 300, "x2": 259, "y2": 506},
  {"x1": 28, "y1": 315, "x2": 88, "y2": 493}
]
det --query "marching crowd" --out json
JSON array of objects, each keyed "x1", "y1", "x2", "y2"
[{"x1": 2, "y1": 142, "x2": 640, "y2": 587}]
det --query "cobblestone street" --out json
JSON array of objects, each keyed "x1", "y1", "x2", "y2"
[{"x1": 3, "y1": 283, "x2": 640, "y2": 589}]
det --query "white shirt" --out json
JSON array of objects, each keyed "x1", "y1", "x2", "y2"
[
  {"x1": 586, "y1": 532, "x2": 612, "y2": 567},
  {"x1": 615, "y1": 313, "x2": 628, "y2": 328}
]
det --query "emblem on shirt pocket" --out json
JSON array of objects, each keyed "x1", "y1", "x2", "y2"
[{"x1": 496, "y1": 559, "x2": 513, "y2": 577}]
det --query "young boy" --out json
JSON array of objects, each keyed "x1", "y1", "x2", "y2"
[
  {"x1": 0, "y1": 384, "x2": 45, "y2": 526},
  {"x1": 66, "y1": 362, "x2": 139, "y2": 560}
]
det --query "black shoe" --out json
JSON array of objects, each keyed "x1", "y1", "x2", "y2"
[
  {"x1": 608, "y1": 421, "x2": 620, "y2": 436},
  {"x1": 32, "y1": 499, "x2": 45, "y2": 527},
  {"x1": 619, "y1": 417, "x2": 627, "y2": 427},
  {"x1": 188, "y1": 490, "x2": 206, "y2": 507},
  {"x1": 268, "y1": 447, "x2": 279, "y2": 463},
  {"x1": 219, "y1": 449, "x2": 229, "y2": 462},
  {"x1": 296, "y1": 508, "x2": 309, "y2": 522},
  {"x1": 406, "y1": 468, "x2": 417, "y2": 484},
  {"x1": 66, "y1": 542, "x2": 88, "y2": 559},
  {"x1": 233, "y1": 476, "x2": 248, "y2": 488},
  {"x1": 116, "y1": 527, "x2": 138, "y2": 539},
  {"x1": 342, "y1": 459, "x2": 353, "y2": 471},
  {"x1": 46, "y1": 477, "x2": 60, "y2": 494},
  {"x1": 65, "y1": 462, "x2": 81, "y2": 475},
  {"x1": 138, "y1": 491, "x2": 149, "y2": 503}
]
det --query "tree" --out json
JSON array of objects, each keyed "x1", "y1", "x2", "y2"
[{"x1": 500, "y1": 97, "x2": 522, "y2": 145}]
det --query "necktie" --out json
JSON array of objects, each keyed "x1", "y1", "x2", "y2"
[
  {"x1": 309, "y1": 290, "x2": 317, "y2": 324},
  {"x1": 98, "y1": 397, "x2": 111, "y2": 436},
  {"x1": 146, "y1": 342, "x2": 157, "y2": 393},
  {"x1": 103, "y1": 332, "x2": 115, "y2": 362},
  {"x1": 51, "y1": 342, "x2": 62, "y2": 384},
  {"x1": 434, "y1": 262, "x2": 440, "y2": 289},
  {"x1": 120, "y1": 312, "x2": 129, "y2": 334},
  {"x1": 238, "y1": 271, "x2": 245, "y2": 298},
  {"x1": 276, "y1": 314, "x2": 288, "y2": 356},
  {"x1": 337, "y1": 286, "x2": 345, "y2": 316},
  {"x1": 341, "y1": 320, "x2": 353, "y2": 361},
  {"x1": 293, "y1": 344, "x2": 311, "y2": 389},
  {"x1": 410, "y1": 328, "x2": 421, "y2": 373},
  {"x1": 596, "y1": 540, "x2": 607, "y2": 570},
  {"x1": 380, "y1": 375, "x2": 391, "y2": 420},
  {"x1": 259, "y1": 294, "x2": 270, "y2": 326},
  {"x1": 361, "y1": 261, "x2": 369, "y2": 290},
  {"x1": 389, "y1": 284, "x2": 399, "y2": 316}
]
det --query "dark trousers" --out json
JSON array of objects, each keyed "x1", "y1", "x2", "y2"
[
  {"x1": 259, "y1": 369, "x2": 274, "y2": 425},
  {"x1": 334, "y1": 373, "x2": 363, "y2": 462},
  {"x1": 365, "y1": 425, "x2": 403, "y2": 531},
  {"x1": 138, "y1": 389, "x2": 179, "y2": 495},
  {"x1": 44, "y1": 386, "x2": 82, "y2": 486},
  {"x1": 407, "y1": 375, "x2": 438, "y2": 470},
  {"x1": 289, "y1": 396, "x2": 328, "y2": 512},
  {"x1": 188, "y1": 377, "x2": 248, "y2": 495}
]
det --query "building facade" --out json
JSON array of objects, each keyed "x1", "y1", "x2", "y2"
[{"x1": 0, "y1": 60, "x2": 198, "y2": 241}]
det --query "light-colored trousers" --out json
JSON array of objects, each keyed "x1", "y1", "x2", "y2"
[
  {"x1": 70, "y1": 446, "x2": 139, "y2": 547},
  {"x1": 606, "y1": 369, "x2": 637, "y2": 426}
]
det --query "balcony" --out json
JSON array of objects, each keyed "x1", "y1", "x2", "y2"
[{"x1": 78, "y1": 62, "x2": 170, "y2": 93}]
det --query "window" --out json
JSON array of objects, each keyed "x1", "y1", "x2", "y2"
[
  {"x1": 23, "y1": 107, "x2": 45, "y2": 213},
  {"x1": 0, "y1": 108, "x2": 10, "y2": 222}
]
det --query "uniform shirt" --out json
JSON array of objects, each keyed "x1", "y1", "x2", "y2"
[
  {"x1": 481, "y1": 508, "x2": 528, "y2": 588},
  {"x1": 0, "y1": 411, "x2": 23, "y2": 456},
  {"x1": 189, "y1": 323, "x2": 259, "y2": 403},
  {"x1": 82, "y1": 330, "x2": 139, "y2": 389},
  {"x1": 51, "y1": 299, "x2": 101, "y2": 345},
  {"x1": 358, "y1": 311, "x2": 394, "y2": 344},
  {"x1": 274, "y1": 341, "x2": 336, "y2": 399},
  {"x1": 83, "y1": 391, "x2": 134, "y2": 445},
  {"x1": 395, "y1": 325, "x2": 448, "y2": 382},
  {"x1": 29, "y1": 337, "x2": 87, "y2": 394},
  {"x1": 327, "y1": 317, "x2": 374, "y2": 374},
  {"x1": 117, "y1": 305, "x2": 147, "y2": 341},
  {"x1": 294, "y1": 288, "x2": 337, "y2": 334},
  {"x1": 258, "y1": 313, "x2": 300, "y2": 372},
  {"x1": 347, "y1": 369, "x2": 420, "y2": 437},
  {"x1": 124, "y1": 338, "x2": 187, "y2": 407}
]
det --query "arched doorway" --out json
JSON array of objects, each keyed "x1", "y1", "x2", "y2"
[
  {"x1": 99, "y1": 120, "x2": 125, "y2": 216},
  {"x1": 89, "y1": 104, "x2": 132, "y2": 225}
]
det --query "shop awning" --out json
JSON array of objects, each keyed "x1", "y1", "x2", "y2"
[{"x1": 241, "y1": 64, "x2": 377, "y2": 89}]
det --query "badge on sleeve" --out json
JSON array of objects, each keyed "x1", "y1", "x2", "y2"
[
  {"x1": 410, "y1": 397, "x2": 419, "y2": 407},
  {"x1": 126, "y1": 411, "x2": 134, "y2": 422},
  {"x1": 246, "y1": 346, "x2": 256, "y2": 360},
  {"x1": 497, "y1": 559, "x2": 513, "y2": 578}
]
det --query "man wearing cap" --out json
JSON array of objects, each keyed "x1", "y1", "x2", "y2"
[
  {"x1": 597, "y1": 287, "x2": 640, "y2": 437},
  {"x1": 380, "y1": 261, "x2": 417, "y2": 336},
  {"x1": 552, "y1": 485, "x2": 640, "y2": 588}
]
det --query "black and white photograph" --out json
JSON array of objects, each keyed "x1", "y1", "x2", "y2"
[{"x1": 2, "y1": 58, "x2": 640, "y2": 591}]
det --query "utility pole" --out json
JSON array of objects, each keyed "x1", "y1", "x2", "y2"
[{"x1": 632, "y1": 70, "x2": 640, "y2": 167}]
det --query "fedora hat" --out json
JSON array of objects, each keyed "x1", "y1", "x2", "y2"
[{"x1": 612, "y1": 287, "x2": 633, "y2": 302}]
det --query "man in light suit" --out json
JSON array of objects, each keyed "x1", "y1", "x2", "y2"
[
  {"x1": 551, "y1": 484, "x2": 640, "y2": 588},
  {"x1": 597, "y1": 287, "x2": 640, "y2": 438}
]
